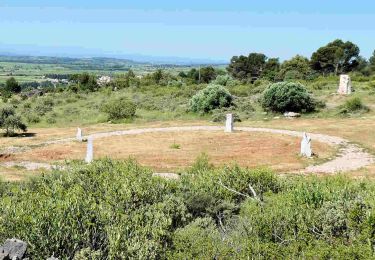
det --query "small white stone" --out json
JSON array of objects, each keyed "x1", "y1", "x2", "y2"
[
  {"x1": 301, "y1": 132, "x2": 312, "y2": 158},
  {"x1": 338, "y1": 74, "x2": 352, "y2": 95},
  {"x1": 76, "y1": 128, "x2": 83, "y2": 142},
  {"x1": 85, "y1": 137, "x2": 94, "y2": 163},
  {"x1": 225, "y1": 113, "x2": 233, "y2": 133},
  {"x1": 284, "y1": 112, "x2": 301, "y2": 118}
]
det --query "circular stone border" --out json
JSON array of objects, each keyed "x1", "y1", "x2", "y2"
[{"x1": 1, "y1": 126, "x2": 374, "y2": 174}]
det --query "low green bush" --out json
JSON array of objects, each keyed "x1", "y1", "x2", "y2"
[
  {"x1": 101, "y1": 98, "x2": 137, "y2": 120},
  {"x1": 0, "y1": 158, "x2": 375, "y2": 259},
  {"x1": 189, "y1": 84, "x2": 233, "y2": 113},
  {"x1": 261, "y1": 82, "x2": 317, "y2": 113},
  {"x1": 34, "y1": 97, "x2": 54, "y2": 116},
  {"x1": 25, "y1": 113, "x2": 41, "y2": 124},
  {"x1": 339, "y1": 97, "x2": 369, "y2": 114}
]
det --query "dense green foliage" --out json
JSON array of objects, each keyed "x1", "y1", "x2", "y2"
[
  {"x1": 189, "y1": 84, "x2": 233, "y2": 113},
  {"x1": 227, "y1": 53, "x2": 268, "y2": 81},
  {"x1": 5, "y1": 77, "x2": 21, "y2": 94},
  {"x1": 340, "y1": 96, "x2": 370, "y2": 114},
  {"x1": 262, "y1": 82, "x2": 316, "y2": 113},
  {"x1": 1, "y1": 159, "x2": 375, "y2": 259},
  {"x1": 311, "y1": 39, "x2": 360, "y2": 75},
  {"x1": 279, "y1": 55, "x2": 313, "y2": 80},
  {"x1": 0, "y1": 106, "x2": 27, "y2": 136},
  {"x1": 101, "y1": 98, "x2": 137, "y2": 120}
]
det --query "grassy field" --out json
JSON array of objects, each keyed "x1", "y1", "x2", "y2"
[
  {"x1": 0, "y1": 61, "x2": 375, "y2": 181},
  {"x1": 1, "y1": 60, "x2": 375, "y2": 259}
]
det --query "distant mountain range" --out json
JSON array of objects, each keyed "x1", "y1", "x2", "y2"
[{"x1": 0, "y1": 49, "x2": 228, "y2": 66}]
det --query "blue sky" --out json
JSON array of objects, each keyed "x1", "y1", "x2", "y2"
[{"x1": 0, "y1": 0, "x2": 374, "y2": 62}]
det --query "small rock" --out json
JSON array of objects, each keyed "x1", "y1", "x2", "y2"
[
  {"x1": 0, "y1": 239, "x2": 27, "y2": 260},
  {"x1": 273, "y1": 116, "x2": 280, "y2": 119},
  {"x1": 284, "y1": 112, "x2": 301, "y2": 118},
  {"x1": 47, "y1": 256, "x2": 59, "y2": 260}
]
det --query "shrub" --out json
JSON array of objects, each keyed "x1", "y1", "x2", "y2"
[
  {"x1": 0, "y1": 106, "x2": 27, "y2": 136},
  {"x1": 189, "y1": 84, "x2": 233, "y2": 113},
  {"x1": 261, "y1": 82, "x2": 316, "y2": 113},
  {"x1": 339, "y1": 97, "x2": 369, "y2": 114},
  {"x1": 212, "y1": 75, "x2": 237, "y2": 87},
  {"x1": 46, "y1": 116, "x2": 57, "y2": 124},
  {"x1": 25, "y1": 113, "x2": 41, "y2": 124},
  {"x1": 34, "y1": 97, "x2": 54, "y2": 116},
  {"x1": 0, "y1": 159, "x2": 187, "y2": 259},
  {"x1": 102, "y1": 98, "x2": 137, "y2": 120},
  {"x1": 5, "y1": 77, "x2": 21, "y2": 93}
]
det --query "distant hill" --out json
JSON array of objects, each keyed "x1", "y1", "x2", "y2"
[{"x1": 0, "y1": 54, "x2": 227, "y2": 71}]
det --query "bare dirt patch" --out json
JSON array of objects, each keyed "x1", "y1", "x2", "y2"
[{"x1": 12, "y1": 131, "x2": 334, "y2": 173}]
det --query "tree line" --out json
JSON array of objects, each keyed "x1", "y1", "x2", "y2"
[{"x1": 227, "y1": 39, "x2": 375, "y2": 82}]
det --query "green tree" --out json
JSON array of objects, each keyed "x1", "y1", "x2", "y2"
[
  {"x1": 189, "y1": 84, "x2": 233, "y2": 113},
  {"x1": 311, "y1": 39, "x2": 360, "y2": 75},
  {"x1": 353, "y1": 56, "x2": 371, "y2": 76},
  {"x1": 261, "y1": 82, "x2": 316, "y2": 113},
  {"x1": 5, "y1": 77, "x2": 21, "y2": 93},
  {"x1": 0, "y1": 106, "x2": 27, "y2": 136},
  {"x1": 152, "y1": 69, "x2": 164, "y2": 84},
  {"x1": 186, "y1": 67, "x2": 217, "y2": 84},
  {"x1": 279, "y1": 55, "x2": 312, "y2": 80},
  {"x1": 227, "y1": 53, "x2": 267, "y2": 81},
  {"x1": 370, "y1": 50, "x2": 375, "y2": 72},
  {"x1": 102, "y1": 98, "x2": 137, "y2": 120},
  {"x1": 262, "y1": 58, "x2": 281, "y2": 81},
  {"x1": 200, "y1": 66, "x2": 217, "y2": 83},
  {"x1": 69, "y1": 73, "x2": 98, "y2": 92}
]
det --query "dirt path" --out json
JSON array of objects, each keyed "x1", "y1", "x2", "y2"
[{"x1": 1, "y1": 126, "x2": 374, "y2": 175}]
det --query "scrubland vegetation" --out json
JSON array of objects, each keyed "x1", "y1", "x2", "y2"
[
  {"x1": 1, "y1": 158, "x2": 375, "y2": 258},
  {"x1": 1, "y1": 39, "x2": 375, "y2": 258}
]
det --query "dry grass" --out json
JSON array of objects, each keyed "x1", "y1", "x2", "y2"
[
  {"x1": 11, "y1": 131, "x2": 333, "y2": 173},
  {"x1": 2, "y1": 117, "x2": 375, "y2": 179}
]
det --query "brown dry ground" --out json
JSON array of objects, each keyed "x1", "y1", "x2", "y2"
[
  {"x1": 1, "y1": 117, "x2": 375, "y2": 180},
  {"x1": 9, "y1": 131, "x2": 334, "y2": 173}
]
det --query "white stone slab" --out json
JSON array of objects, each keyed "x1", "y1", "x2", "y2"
[
  {"x1": 76, "y1": 128, "x2": 83, "y2": 141},
  {"x1": 338, "y1": 74, "x2": 352, "y2": 95},
  {"x1": 85, "y1": 137, "x2": 94, "y2": 163},
  {"x1": 301, "y1": 132, "x2": 312, "y2": 158},
  {"x1": 225, "y1": 113, "x2": 233, "y2": 133}
]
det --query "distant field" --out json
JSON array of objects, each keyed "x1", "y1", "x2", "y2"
[{"x1": 0, "y1": 56, "x2": 225, "y2": 83}]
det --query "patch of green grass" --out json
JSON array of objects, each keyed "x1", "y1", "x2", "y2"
[{"x1": 170, "y1": 142, "x2": 181, "y2": 149}]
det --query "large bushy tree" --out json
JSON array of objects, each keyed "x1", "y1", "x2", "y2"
[
  {"x1": 261, "y1": 82, "x2": 316, "y2": 113},
  {"x1": 279, "y1": 55, "x2": 312, "y2": 80},
  {"x1": 262, "y1": 58, "x2": 281, "y2": 81},
  {"x1": 0, "y1": 106, "x2": 27, "y2": 136},
  {"x1": 310, "y1": 39, "x2": 360, "y2": 75},
  {"x1": 227, "y1": 53, "x2": 267, "y2": 81},
  {"x1": 189, "y1": 84, "x2": 233, "y2": 113},
  {"x1": 187, "y1": 66, "x2": 217, "y2": 84},
  {"x1": 69, "y1": 73, "x2": 98, "y2": 91},
  {"x1": 5, "y1": 77, "x2": 21, "y2": 93}
]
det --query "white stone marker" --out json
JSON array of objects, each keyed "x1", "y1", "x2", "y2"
[
  {"x1": 85, "y1": 137, "x2": 94, "y2": 163},
  {"x1": 301, "y1": 132, "x2": 312, "y2": 158},
  {"x1": 225, "y1": 113, "x2": 234, "y2": 133},
  {"x1": 338, "y1": 74, "x2": 352, "y2": 95},
  {"x1": 76, "y1": 127, "x2": 83, "y2": 141}
]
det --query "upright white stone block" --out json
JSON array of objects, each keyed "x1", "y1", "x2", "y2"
[
  {"x1": 85, "y1": 137, "x2": 94, "y2": 163},
  {"x1": 76, "y1": 127, "x2": 83, "y2": 141},
  {"x1": 338, "y1": 75, "x2": 352, "y2": 95},
  {"x1": 225, "y1": 113, "x2": 234, "y2": 133},
  {"x1": 301, "y1": 132, "x2": 312, "y2": 158}
]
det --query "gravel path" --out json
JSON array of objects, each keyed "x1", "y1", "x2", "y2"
[{"x1": 1, "y1": 126, "x2": 374, "y2": 175}]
